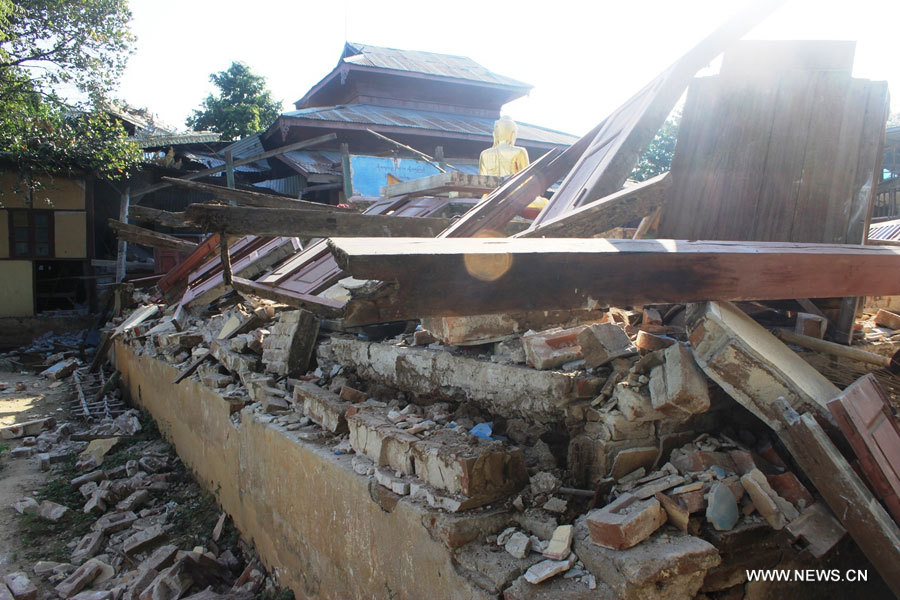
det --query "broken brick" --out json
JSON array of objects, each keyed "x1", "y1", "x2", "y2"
[
  {"x1": 521, "y1": 325, "x2": 587, "y2": 370},
  {"x1": 634, "y1": 330, "x2": 676, "y2": 352},
  {"x1": 55, "y1": 561, "x2": 103, "y2": 599},
  {"x1": 874, "y1": 308, "x2": 900, "y2": 330},
  {"x1": 586, "y1": 493, "x2": 666, "y2": 550},
  {"x1": 2, "y1": 573, "x2": 36, "y2": 600},
  {"x1": 123, "y1": 525, "x2": 167, "y2": 556},
  {"x1": 648, "y1": 343, "x2": 710, "y2": 416},
  {"x1": 577, "y1": 323, "x2": 637, "y2": 368},
  {"x1": 543, "y1": 524, "x2": 574, "y2": 560},
  {"x1": 295, "y1": 382, "x2": 350, "y2": 434},
  {"x1": 766, "y1": 472, "x2": 814, "y2": 510}
]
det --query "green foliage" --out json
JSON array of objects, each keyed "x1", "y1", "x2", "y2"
[
  {"x1": 632, "y1": 112, "x2": 680, "y2": 182},
  {"x1": 0, "y1": 0, "x2": 140, "y2": 182},
  {"x1": 187, "y1": 61, "x2": 281, "y2": 141}
]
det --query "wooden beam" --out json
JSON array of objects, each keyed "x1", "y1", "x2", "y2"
[
  {"x1": 231, "y1": 276, "x2": 343, "y2": 317},
  {"x1": 773, "y1": 401, "x2": 900, "y2": 597},
  {"x1": 160, "y1": 178, "x2": 349, "y2": 211},
  {"x1": 184, "y1": 204, "x2": 452, "y2": 237},
  {"x1": 128, "y1": 205, "x2": 189, "y2": 229},
  {"x1": 326, "y1": 238, "x2": 900, "y2": 325},
  {"x1": 116, "y1": 187, "x2": 129, "y2": 283},
  {"x1": 107, "y1": 219, "x2": 198, "y2": 252},
  {"x1": 381, "y1": 171, "x2": 505, "y2": 198},
  {"x1": 518, "y1": 172, "x2": 671, "y2": 238},
  {"x1": 133, "y1": 133, "x2": 338, "y2": 199}
]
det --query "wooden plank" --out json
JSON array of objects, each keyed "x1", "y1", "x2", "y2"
[
  {"x1": 157, "y1": 234, "x2": 220, "y2": 299},
  {"x1": 326, "y1": 238, "x2": 900, "y2": 325},
  {"x1": 231, "y1": 276, "x2": 343, "y2": 317},
  {"x1": 381, "y1": 171, "x2": 505, "y2": 198},
  {"x1": 531, "y1": 0, "x2": 785, "y2": 228},
  {"x1": 183, "y1": 204, "x2": 452, "y2": 237},
  {"x1": 108, "y1": 219, "x2": 198, "y2": 253},
  {"x1": 517, "y1": 172, "x2": 671, "y2": 238},
  {"x1": 133, "y1": 133, "x2": 337, "y2": 199},
  {"x1": 827, "y1": 374, "x2": 900, "y2": 522},
  {"x1": 774, "y1": 402, "x2": 900, "y2": 597},
  {"x1": 116, "y1": 188, "x2": 130, "y2": 283},
  {"x1": 128, "y1": 205, "x2": 189, "y2": 229},
  {"x1": 160, "y1": 177, "x2": 349, "y2": 211}
]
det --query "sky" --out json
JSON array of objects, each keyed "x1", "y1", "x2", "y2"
[{"x1": 117, "y1": 0, "x2": 900, "y2": 138}]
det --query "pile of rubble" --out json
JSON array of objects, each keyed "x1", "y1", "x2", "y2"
[
  {"x1": 85, "y1": 285, "x2": 900, "y2": 596},
  {"x1": 1, "y1": 381, "x2": 291, "y2": 600}
]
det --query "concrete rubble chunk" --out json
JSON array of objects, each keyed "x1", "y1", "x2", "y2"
[
  {"x1": 542, "y1": 497, "x2": 567, "y2": 514},
  {"x1": 40, "y1": 358, "x2": 79, "y2": 380},
  {"x1": 505, "y1": 532, "x2": 532, "y2": 559},
  {"x1": 614, "y1": 385, "x2": 665, "y2": 423},
  {"x1": 705, "y1": 482, "x2": 739, "y2": 531},
  {"x1": 543, "y1": 524, "x2": 574, "y2": 560},
  {"x1": 261, "y1": 309, "x2": 319, "y2": 377},
  {"x1": 412, "y1": 429, "x2": 528, "y2": 500},
  {"x1": 13, "y1": 497, "x2": 39, "y2": 515},
  {"x1": 523, "y1": 554, "x2": 577, "y2": 584},
  {"x1": 140, "y1": 545, "x2": 179, "y2": 573},
  {"x1": 54, "y1": 560, "x2": 103, "y2": 599},
  {"x1": 586, "y1": 494, "x2": 666, "y2": 550},
  {"x1": 295, "y1": 382, "x2": 350, "y2": 434},
  {"x1": 0, "y1": 583, "x2": 13, "y2": 600},
  {"x1": 70, "y1": 591, "x2": 112, "y2": 600},
  {"x1": 1, "y1": 417, "x2": 56, "y2": 440},
  {"x1": 529, "y1": 472, "x2": 559, "y2": 496},
  {"x1": 2, "y1": 572, "x2": 37, "y2": 600},
  {"x1": 116, "y1": 489, "x2": 151, "y2": 512},
  {"x1": 123, "y1": 525, "x2": 167, "y2": 556},
  {"x1": 874, "y1": 308, "x2": 900, "y2": 330},
  {"x1": 577, "y1": 323, "x2": 638, "y2": 368},
  {"x1": 93, "y1": 510, "x2": 138, "y2": 534},
  {"x1": 347, "y1": 409, "x2": 418, "y2": 475},
  {"x1": 574, "y1": 519, "x2": 720, "y2": 600},
  {"x1": 37, "y1": 500, "x2": 70, "y2": 521},
  {"x1": 648, "y1": 343, "x2": 710, "y2": 416},
  {"x1": 522, "y1": 325, "x2": 589, "y2": 370},
  {"x1": 686, "y1": 301, "x2": 839, "y2": 432},
  {"x1": 654, "y1": 492, "x2": 689, "y2": 532},
  {"x1": 138, "y1": 562, "x2": 193, "y2": 600},
  {"x1": 71, "y1": 531, "x2": 104, "y2": 564},
  {"x1": 740, "y1": 468, "x2": 798, "y2": 530}
]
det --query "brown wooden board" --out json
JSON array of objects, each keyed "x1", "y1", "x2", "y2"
[
  {"x1": 107, "y1": 220, "x2": 198, "y2": 252},
  {"x1": 827, "y1": 374, "x2": 900, "y2": 523},
  {"x1": 161, "y1": 177, "x2": 351, "y2": 211},
  {"x1": 183, "y1": 204, "x2": 451, "y2": 237},
  {"x1": 326, "y1": 238, "x2": 900, "y2": 325}
]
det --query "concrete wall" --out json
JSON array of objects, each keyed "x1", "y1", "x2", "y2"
[
  {"x1": 0, "y1": 261, "x2": 32, "y2": 316},
  {"x1": 114, "y1": 343, "x2": 491, "y2": 600},
  {"x1": 0, "y1": 171, "x2": 85, "y2": 210}
]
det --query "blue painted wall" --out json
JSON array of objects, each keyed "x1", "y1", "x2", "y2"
[{"x1": 349, "y1": 155, "x2": 477, "y2": 196}]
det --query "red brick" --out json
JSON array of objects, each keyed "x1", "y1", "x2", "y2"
[
  {"x1": 766, "y1": 472, "x2": 814, "y2": 510},
  {"x1": 586, "y1": 493, "x2": 666, "y2": 550}
]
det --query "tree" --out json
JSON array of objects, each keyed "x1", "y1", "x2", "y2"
[
  {"x1": 187, "y1": 62, "x2": 282, "y2": 141},
  {"x1": 632, "y1": 112, "x2": 680, "y2": 182},
  {"x1": 0, "y1": 0, "x2": 141, "y2": 188}
]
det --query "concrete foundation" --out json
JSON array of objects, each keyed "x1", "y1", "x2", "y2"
[{"x1": 113, "y1": 342, "x2": 497, "y2": 600}]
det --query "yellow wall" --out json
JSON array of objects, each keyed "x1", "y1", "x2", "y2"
[
  {"x1": 54, "y1": 211, "x2": 87, "y2": 258},
  {"x1": 0, "y1": 211, "x2": 8, "y2": 258},
  {"x1": 0, "y1": 169, "x2": 85, "y2": 210},
  {"x1": 0, "y1": 261, "x2": 33, "y2": 317}
]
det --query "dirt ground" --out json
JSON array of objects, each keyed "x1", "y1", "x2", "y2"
[{"x1": 0, "y1": 372, "x2": 69, "y2": 583}]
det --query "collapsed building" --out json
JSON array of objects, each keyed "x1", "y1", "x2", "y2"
[{"x1": 7, "y1": 3, "x2": 900, "y2": 600}]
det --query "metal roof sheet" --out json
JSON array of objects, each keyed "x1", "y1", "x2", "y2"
[
  {"x1": 279, "y1": 149, "x2": 343, "y2": 176},
  {"x1": 281, "y1": 104, "x2": 577, "y2": 147},
  {"x1": 130, "y1": 132, "x2": 221, "y2": 148},
  {"x1": 869, "y1": 218, "x2": 900, "y2": 242},
  {"x1": 343, "y1": 42, "x2": 530, "y2": 90}
]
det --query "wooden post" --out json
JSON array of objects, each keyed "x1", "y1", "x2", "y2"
[
  {"x1": 340, "y1": 143, "x2": 353, "y2": 201},
  {"x1": 225, "y1": 150, "x2": 235, "y2": 194},
  {"x1": 220, "y1": 232, "x2": 233, "y2": 286},
  {"x1": 115, "y1": 186, "x2": 130, "y2": 283},
  {"x1": 435, "y1": 146, "x2": 446, "y2": 172}
]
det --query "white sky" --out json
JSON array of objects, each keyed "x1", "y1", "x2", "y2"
[{"x1": 117, "y1": 0, "x2": 900, "y2": 138}]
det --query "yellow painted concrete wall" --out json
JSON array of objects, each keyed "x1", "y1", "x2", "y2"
[
  {"x1": 54, "y1": 211, "x2": 87, "y2": 258},
  {"x1": 0, "y1": 170, "x2": 85, "y2": 209},
  {"x1": 0, "y1": 211, "x2": 8, "y2": 258},
  {"x1": 0, "y1": 260, "x2": 33, "y2": 316},
  {"x1": 114, "y1": 343, "x2": 491, "y2": 600}
]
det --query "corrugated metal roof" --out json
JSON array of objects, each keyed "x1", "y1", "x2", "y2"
[
  {"x1": 343, "y1": 42, "x2": 530, "y2": 90},
  {"x1": 220, "y1": 134, "x2": 272, "y2": 171},
  {"x1": 279, "y1": 150, "x2": 342, "y2": 176},
  {"x1": 181, "y1": 152, "x2": 266, "y2": 173},
  {"x1": 253, "y1": 175, "x2": 303, "y2": 197},
  {"x1": 281, "y1": 104, "x2": 577, "y2": 147},
  {"x1": 130, "y1": 132, "x2": 221, "y2": 148},
  {"x1": 869, "y1": 218, "x2": 900, "y2": 242}
]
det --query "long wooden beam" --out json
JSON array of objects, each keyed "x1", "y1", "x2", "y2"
[
  {"x1": 107, "y1": 219, "x2": 198, "y2": 252},
  {"x1": 161, "y1": 177, "x2": 350, "y2": 211},
  {"x1": 133, "y1": 133, "x2": 337, "y2": 199},
  {"x1": 327, "y1": 238, "x2": 900, "y2": 325},
  {"x1": 128, "y1": 205, "x2": 189, "y2": 229},
  {"x1": 184, "y1": 204, "x2": 452, "y2": 237},
  {"x1": 381, "y1": 171, "x2": 505, "y2": 198},
  {"x1": 231, "y1": 276, "x2": 343, "y2": 317},
  {"x1": 519, "y1": 172, "x2": 671, "y2": 238}
]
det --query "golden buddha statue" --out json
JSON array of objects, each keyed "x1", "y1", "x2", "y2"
[{"x1": 478, "y1": 116, "x2": 530, "y2": 176}]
